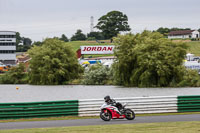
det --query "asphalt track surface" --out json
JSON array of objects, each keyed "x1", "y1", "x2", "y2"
[{"x1": 0, "y1": 114, "x2": 199, "y2": 130}]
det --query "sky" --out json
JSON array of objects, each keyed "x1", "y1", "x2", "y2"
[{"x1": 0, "y1": 0, "x2": 200, "y2": 41}]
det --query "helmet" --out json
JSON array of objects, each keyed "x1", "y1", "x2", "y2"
[{"x1": 104, "y1": 95, "x2": 110, "y2": 102}]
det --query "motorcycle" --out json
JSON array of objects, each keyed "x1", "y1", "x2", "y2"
[{"x1": 100, "y1": 102, "x2": 135, "y2": 121}]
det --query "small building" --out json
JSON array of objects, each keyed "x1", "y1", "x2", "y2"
[
  {"x1": 186, "y1": 53, "x2": 195, "y2": 61},
  {"x1": 168, "y1": 30, "x2": 199, "y2": 39},
  {"x1": 0, "y1": 31, "x2": 16, "y2": 65},
  {"x1": 16, "y1": 54, "x2": 31, "y2": 72}
]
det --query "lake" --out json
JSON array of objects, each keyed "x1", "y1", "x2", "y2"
[{"x1": 0, "y1": 85, "x2": 200, "y2": 103}]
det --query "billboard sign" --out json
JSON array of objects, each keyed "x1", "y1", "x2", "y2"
[{"x1": 80, "y1": 45, "x2": 115, "y2": 54}]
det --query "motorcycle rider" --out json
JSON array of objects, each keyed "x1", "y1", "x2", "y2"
[{"x1": 104, "y1": 95, "x2": 123, "y2": 114}]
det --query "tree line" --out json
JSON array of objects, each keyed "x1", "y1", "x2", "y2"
[
  {"x1": 2, "y1": 10, "x2": 200, "y2": 87},
  {"x1": 1, "y1": 31, "x2": 200, "y2": 86},
  {"x1": 16, "y1": 10, "x2": 200, "y2": 52}
]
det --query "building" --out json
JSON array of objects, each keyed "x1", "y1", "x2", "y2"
[
  {"x1": 0, "y1": 31, "x2": 16, "y2": 65},
  {"x1": 168, "y1": 30, "x2": 199, "y2": 39}
]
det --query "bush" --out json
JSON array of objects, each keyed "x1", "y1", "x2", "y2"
[
  {"x1": 82, "y1": 64, "x2": 112, "y2": 85},
  {"x1": 0, "y1": 63, "x2": 28, "y2": 84},
  {"x1": 177, "y1": 69, "x2": 200, "y2": 87}
]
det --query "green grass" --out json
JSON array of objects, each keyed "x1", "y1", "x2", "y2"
[
  {"x1": 0, "y1": 121, "x2": 200, "y2": 133},
  {"x1": 186, "y1": 41, "x2": 200, "y2": 56}
]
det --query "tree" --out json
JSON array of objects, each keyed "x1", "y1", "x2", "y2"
[
  {"x1": 156, "y1": 27, "x2": 170, "y2": 37},
  {"x1": 112, "y1": 30, "x2": 199, "y2": 87},
  {"x1": 71, "y1": 29, "x2": 86, "y2": 41},
  {"x1": 32, "y1": 41, "x2": 42, "y2": 46},
  {"x1": 16, "y1": 32, "x2": 32, "y2": 52},
  {"x1": 95, "y1": 10, "x2": 131, "y2": 39},
  {"x1": 170, "y1": 27, "x2": 191, "y2": 31},
  {"x1": 16, "y1": 32, "x2": 22, "y2": 46},
  {"x1": 60, "y1": 34, "x2": 69, "y2": 42},
  {"x1": 28, "y1": 38, "x2": 83, "y2": 85},
  {"x1": 198, "y1": 29, "x2": 200, "y2": 32},
  {"x1": 17, "y1": 45, "x2": 32, "y2": 52},
  {"x1": 87, "y1": 32, "x2": 104, "y2": 40},
  {"x1": 22, "y1": 37, "x2": 32, "y2": 45}
]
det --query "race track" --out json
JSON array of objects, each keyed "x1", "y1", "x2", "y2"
[{"x1": 0, "y1": 114, "x2": 199, "y2": 130}]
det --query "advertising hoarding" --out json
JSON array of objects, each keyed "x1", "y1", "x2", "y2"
[{"x1": 80, "y1": 45, "x2": 115, "y2": 54}]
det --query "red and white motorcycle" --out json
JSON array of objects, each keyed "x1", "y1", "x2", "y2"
[{"x1": 100, "y1": 102, "x2": 135, "y2": 121}]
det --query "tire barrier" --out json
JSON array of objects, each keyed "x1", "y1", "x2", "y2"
[
  {"x1": 0, "y1": 100, "x2": 78, "y2": 120},
  {"x1": 178, "y1": 95, "x2": 200, "y2": 112}
]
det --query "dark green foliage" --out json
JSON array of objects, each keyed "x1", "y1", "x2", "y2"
[
  {"x1": 177, "y1": 69, "x2": 200, "y2": 87},
  {"x1": 32, "y1": 41, "x2": 42, "y2": 46},
  {"x1": 22, "y1": 37, "x2": 32, "y2": 45},
  {"x1": 95, "y1": 10, "x2": 131, "y2": 39},
  {"x1": 71, "y1": 29, "x2": 86, "y2": 41},
  {"x1": 16, "y1": 45, "x2": 32, "y2": 52},
  {"x1": 28, "y1": 38, "x2": 83, "y2": 85},
  {"x1": 156, "y1": 27, "x2": 192, "y2": 37},
  {"x1": 170, "y1": 27, "x2": 191, "y2": 31},
  {"x1": 0, "y1": 63, "x2": 28, "y2": 84},
  {"x1": 82, "y1": 64, "x2": 111, "y2": 85},
  {"x1": 112, "y1": 30, "x2": 199, "y2": 87},
  {"x1": 16, "y1": 32, "x2": 22, "y2": 46},
  {"x1": 87, "y1": 32, "x2": 105, "y2": 40},
  {"x1": 16, "y1": 32, "x2": 32, "y2": 52},
  {"x1": 60, "y1": 34, "x2": 69, "y2": 42},
  {"x1": 156, "y1": 27, "x2": 170, "y2": 37}
]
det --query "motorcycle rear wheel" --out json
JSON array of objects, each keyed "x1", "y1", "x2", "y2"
[
  {"x1": 100, "y1": 111, "x2": 112, "y2": 121},
  {"x1": 125, "y1": 109, "x2": 135, "y2": 120}
]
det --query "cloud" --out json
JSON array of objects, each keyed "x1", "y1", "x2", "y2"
[{"x1": 0, "y1": 0, "x2": 199, "y2": 41}]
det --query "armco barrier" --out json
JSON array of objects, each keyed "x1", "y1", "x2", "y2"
[
  {"x1": 79, "y1": 96, "x2": 178, "y2": 116},
  {"x1": 178, "y1": 95, "x2": 200, "y2": 112},
  {"x1": 0, "y1": 95, "x2": 199, "y2": 119},
  {"x1": 0, "y1": 100, "x2": 78, "y2": 120}
]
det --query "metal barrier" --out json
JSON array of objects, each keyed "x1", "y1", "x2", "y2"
[
  {"x1": 0, "y1": 100, "x2": 78, "y2": 119},
  {"x1": 79, "y1": 96, "x2": 178, "y2": 116}
]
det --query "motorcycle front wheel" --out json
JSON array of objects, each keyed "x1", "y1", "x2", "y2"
[
  {"x1": 100, "y1": 111, "x2": 112, "y2": 121},
  {"x1": 125, "y1": 109, "x2": 135, "y2": 120}
]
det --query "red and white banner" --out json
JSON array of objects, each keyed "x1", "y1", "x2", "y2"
[{"x1": 80, "y1": 45, "x2": 115, "y2": 54}]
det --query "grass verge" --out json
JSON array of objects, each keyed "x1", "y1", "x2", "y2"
[
  {"x1": 0, "y1": 121, "x2": 200, "y2": 133},
  {"x1": 186, "y1": 41, "x2": 200, "y2": 56},
  {"x1": 0, "y1": 112, "x2": 200, "y2": 123}
]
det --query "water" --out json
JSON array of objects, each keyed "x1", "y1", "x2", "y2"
[{"x1": 0, "y1": 85, "x2": 200, "y2": 103}]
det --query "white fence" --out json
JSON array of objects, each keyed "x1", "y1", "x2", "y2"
[{"x1": 79, "y1": 96, "x2": 177, "y2": 116}]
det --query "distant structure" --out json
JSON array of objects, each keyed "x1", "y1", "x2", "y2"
[
  {"x1": 168, "y1": 30, "x2": 199, "y2": 39},
  {"x1": 0, "y1": 31, "x2": 16, "y2": 65},
  {"x1": 90, "y1": 16, "x2": 94, "y2": 32}
]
